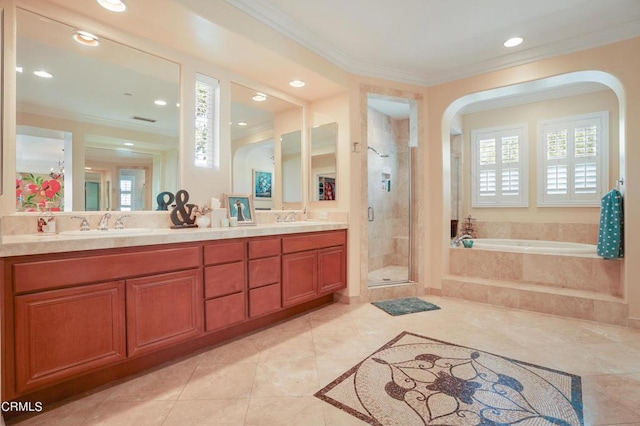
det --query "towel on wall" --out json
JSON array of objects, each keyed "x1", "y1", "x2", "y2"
[{"x1": 597, "y1": 188, "x2": 624, "y2": 259}]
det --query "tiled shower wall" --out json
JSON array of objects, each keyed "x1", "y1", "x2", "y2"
[{"x1": 367, "y1": 108, "x2": 409, "y2": 270}]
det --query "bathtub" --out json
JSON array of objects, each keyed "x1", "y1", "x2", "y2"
[{"x1": 468, "y1": 238, "x2": 597, "y2": 256}]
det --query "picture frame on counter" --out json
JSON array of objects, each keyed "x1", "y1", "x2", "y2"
[{"x1": 225, "y1": 193, "x2": 256, "y2": 226}]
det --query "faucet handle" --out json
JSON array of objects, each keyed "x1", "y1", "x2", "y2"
[
  {"x1": 114, "y1": 215, "x2": 130, "y2": 230},
  {"x1": 71, "y1": 216, "x2": 90, "y2": 231}
]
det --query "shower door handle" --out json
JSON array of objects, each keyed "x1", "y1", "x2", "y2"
[{"x1": 368, "y1": 206, "x2": 374, "y2": 221}]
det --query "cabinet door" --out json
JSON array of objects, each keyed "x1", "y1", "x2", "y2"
[
  {"x1": 15, "y1": 281, "x2": 126, "y2": 393},
  {"x1": 282, "y1": 251, "x2": 317, "y2": 307},
  {"x1": 127, "y1": 270, "x2": 202, "y2": 357},
  {"x1": 318, "y1": 246, "x2": 347, "y2": 294}
]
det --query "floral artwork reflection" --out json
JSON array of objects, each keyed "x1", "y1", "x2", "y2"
[{"x1": 16, "y1": 173, "x2": 64, "y2": 212}]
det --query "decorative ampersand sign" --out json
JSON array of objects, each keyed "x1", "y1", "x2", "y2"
[
  {"x1": 170, "y1": 190, "x2": 197, "y2": 228},
  {"x1": 156, "y1": 191, "x2": 175, "y2": 211}
]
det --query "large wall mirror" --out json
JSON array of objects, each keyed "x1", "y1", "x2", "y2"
[
  {"x1": 231, "y1": 82, "x2": 303, "y2": 210},
  {"x1": 15, "y1": 8, "x2": 180, "y2": 212},
  {"x1": 310, "y1": 122, "x2": 338, "y2": 201}
]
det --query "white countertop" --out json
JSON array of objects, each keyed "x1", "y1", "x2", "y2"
[{"x1": 0, "y1": 222, "x2": 348, "y2": 257}]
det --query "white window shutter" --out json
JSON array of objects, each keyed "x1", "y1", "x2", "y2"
[
  {"x1": 194, "y1": 73, "x2": 220, "y2": 169},
  {"x1": 538, "y1": 111, "x2": 608, "y2": 206},
  {"x1": 471, "y1": 125, "x2": 527, "y2": 207}
]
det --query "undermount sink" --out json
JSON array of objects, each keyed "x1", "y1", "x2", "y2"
[{"x1": 59, "y1": 228, "x2": 154, "y2": 237}]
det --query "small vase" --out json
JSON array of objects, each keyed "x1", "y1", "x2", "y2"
[{"x1": 196, "y1": 215, "x2": 210, "y2": 228}]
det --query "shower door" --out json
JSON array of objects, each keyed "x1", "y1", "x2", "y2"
[{"x1": 366, "y1": 97, "x2": 412, "y2": 287}]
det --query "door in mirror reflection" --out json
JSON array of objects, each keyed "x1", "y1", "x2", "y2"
[
  {"x1": 118, "y1": 168, "x2": 148, "y2": 211},
  {"x1": 16, "y1": 8, "x2": 180, "y2": 212},
  {"x1": 311, "y1": 123, "x2": 338, "y2": 201}
]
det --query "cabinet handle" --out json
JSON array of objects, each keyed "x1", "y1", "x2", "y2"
[{"x1": 368, "y1": 207, "x2": 374, "y2": 222}]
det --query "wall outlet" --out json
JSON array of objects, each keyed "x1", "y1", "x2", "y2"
[{"x1": 318, "y1": 211, "x2": 328, "y2": 219}]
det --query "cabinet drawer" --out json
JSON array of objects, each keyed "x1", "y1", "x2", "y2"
[
  {"x1": 14, "y1": 246, "x2": 200, "y2": 294},
  {"x1": 282, "y1": 231, "x2": 346, "y2": 254},
  {"x1": 249, "y1": 283, "x2": 281, "y2": 317},
  {"x1": 205, "y1": 293, "x2": 245, "y2": 331},
  {"x1": 248, "y1": 257, "x2": 280, "y2": 289},
  {"x1": 204, "y1": 241, "x2": 245, "y2": 265},
  {"x1": 204, "y1": 262, "x2": 245, "y2": 299},
  {"x1": 248, "y1": 238, "x2": 281, "y2": 259}
]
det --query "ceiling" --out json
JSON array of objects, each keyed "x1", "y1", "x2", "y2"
[
  {"x1": 225, "y1": 0, "x2": 640, "y2": 86},
  {"x1": 34, "y1": 0, "x2": 640, "y2": 101}
]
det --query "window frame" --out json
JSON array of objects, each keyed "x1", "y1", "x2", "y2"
[
  {"x1": 471, "y1": 123, "x2": 528, "y2": 208},
  {"x1": 536, "y1": 111, "x2": 609, "y2": 207}
]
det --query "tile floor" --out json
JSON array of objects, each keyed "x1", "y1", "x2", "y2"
[
  {"x1": 7, "y1": 296, "x2": 640, "y2": 426},
  {"x1": 367, "y1": 265, "x2": 408, "y2": 286}
]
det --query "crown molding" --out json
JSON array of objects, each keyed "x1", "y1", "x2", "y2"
[{"x1": 225, "y1": 0, "x2": 640, "y2": 87}]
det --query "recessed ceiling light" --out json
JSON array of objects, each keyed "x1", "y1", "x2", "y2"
[
  {"x1": 16, "y1": 66, "x2": 23, "y2": 73},
  {"x1": 154, "y1": 100, "x2": 167, "y2": 106},
  {"x1": 289, "y1": 80, "x2": 306, "y2": 88},
  {"x1": 34, "y1": 70, "x2": 53, "y2": 78},
  {"x1": 237, "y1": 122, "x2": 248, "y2": 126},
  {"x1": 72, "y1": 30, "x2": 100, "y2": 47},
  {"x1": 176, "y1": 103, "x2": 180, "y2": 108},
  {"x1": 503, "y1": 36, "x2": 524, "y2": 48},
  {"x1": 252, "y1": 93, "x2": 267, "y2": 102},
  {"x1": 97, "y1": 0, "x2": 127, "y2": 12}
]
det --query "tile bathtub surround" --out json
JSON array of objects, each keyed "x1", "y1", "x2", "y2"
[
  {"x1": 7, "y1": 296, "x2": 640, "y2": 425},
  {"x1": 449, "y1": 248, "x2": 622, "y2": 297},
  {"x1": 473, "y1": 221, "x2": 599, "y2": 244}
]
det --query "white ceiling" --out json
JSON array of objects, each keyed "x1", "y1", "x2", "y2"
[{"x1": 226, "y1": 0, "x2": 640, "y2": 86}]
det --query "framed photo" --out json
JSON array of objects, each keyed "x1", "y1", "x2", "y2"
[
  {"x1": 253, "y1": 169, "x2": 273, "y2": 199},
  {"x1": 225, "y1": 193, "x2": 256, "y2": 226}
]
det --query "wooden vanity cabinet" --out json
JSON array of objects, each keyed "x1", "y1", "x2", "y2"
[
  {"x1": 2, "y1": 229, "x2": 345, "y2": 416},
  {"x1": 282, "y1": 230, "x2": 346, "y2": 307},
  {"x1": 7, "y1": 244, "x2": 201, "y2": 397}
]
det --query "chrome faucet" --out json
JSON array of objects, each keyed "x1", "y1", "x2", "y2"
[
  {"x1": 98, "y1": 213, "x2": 112, "y2": 231},
  {"x1": 114, "y1": 215, "x2": 130, "y2": 230},
  {"x1": 71, "y1": 216, "x2": 90, "y2": 231},
  {"x1": 452, "y1": 234, "x2": 473, "y2": 247}
]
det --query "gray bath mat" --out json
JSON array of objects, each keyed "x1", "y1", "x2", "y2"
[{"x1": 371, "y1": 297, "x2": 441, "y2": 316}]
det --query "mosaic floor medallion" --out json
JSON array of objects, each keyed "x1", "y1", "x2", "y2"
[{"x1": 315, "y1": 331, "x2": 583, "y2": 426}]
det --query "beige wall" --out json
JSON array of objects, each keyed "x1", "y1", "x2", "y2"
[
  {"x1": 461, "y1": 89, "x2": 619, "y2": 224},
  {"x1": 426, "y1": 38, "x2": 640, "y2": 324}
]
